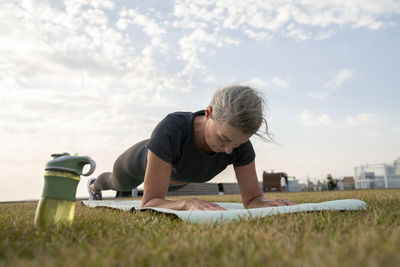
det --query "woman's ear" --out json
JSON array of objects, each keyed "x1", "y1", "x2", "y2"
[{"x1": 205, "y1": 106, "x2": 213, "y2": 119}]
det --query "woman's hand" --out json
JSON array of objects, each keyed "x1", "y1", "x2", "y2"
[
  {"x1": 245, "y1": 196, "x2": 295, "y2": 209},
  {"x1": 184, "y1": 198, "x2": 226, "y2": 210}
]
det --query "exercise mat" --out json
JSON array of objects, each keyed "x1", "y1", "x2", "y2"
[{"x1": 82, "y1": 199, "x2": 367, "y2": 223}]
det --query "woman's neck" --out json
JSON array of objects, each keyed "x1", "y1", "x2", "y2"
[{"x1": 194, "y1": 115, "x2": 214, "y2": 155}]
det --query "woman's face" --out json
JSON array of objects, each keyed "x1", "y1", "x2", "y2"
[{"x1": 204, "y1": 106, "x2": 252, "y2": 154}]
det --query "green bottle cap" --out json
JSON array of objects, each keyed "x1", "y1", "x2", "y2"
[{"x1": 45, "y1": 153, "x2": 96, "y2": 176}]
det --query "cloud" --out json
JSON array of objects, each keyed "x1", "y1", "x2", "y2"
[
  {"x1": 172, "y1": 0, "x2": 400, "y2": 41},
  {"x1": 243, "y1": 29, "x2": 271, "y2": 41},
  {"x1": 298, "y1": 111, "x2": 382, "y2": 129},
  {"x1": 286, "y1": 24, "x2": 312, "y2": 41},
  {"x1": 0, "y1": 0, "x2": 190, "y2": 164},
  {"x1": 203, "y1": 74, "x2": 216, "y2": 83},
  {"x1": 177, "y1": 28, "x2": 239, "y2": 78},
  {"x1": 245, "y1": 78, "x2": 268, "y2": 88},
  {"x1": 344, "y1": 113, "x2": 379, "y2": 127},
  {"x1": 117, "y1": 8, "x2": 167, "y2": 50},
  {"x1": 243, "y1": 76, "x2": 290, "y2": 90},
  {"x1": 314, "y1": 30, "x2": 335, "y2": 40},
  {"x1": 326, "y1": 69, "x2": 354, "y2": 90},
  {"x1": 299, "y1": 110, "x2": 333, "y2": 127},
  {"x1": 271, "y1": 76, "x2": 291, "y2": 89},
  {"x1": 82, "y1": 8, "x2": 108, "y2": 25},
  {"x1": 365, "y1": 130, "x2": 382, "y2": 137},
  {"x1": 309, "y1": 68, "x2": 354, "y2": 99}
]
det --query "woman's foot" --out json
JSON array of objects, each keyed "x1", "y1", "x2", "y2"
[{"x1": 87, "y1": 178, "x2": 102, "y2": 200}]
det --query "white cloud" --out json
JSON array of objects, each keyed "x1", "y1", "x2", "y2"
[
  {"x1": 116, "y1": 18, "x2": 129, "y2": 30},
  {"x1": 344, "y1": 113, "x2": 379, "y2": 127},
  {"x1": 286, "y1": 24, "x2": 312, "y2": 41},
  {"x1": 87, "y1": 0, "x2": 115, "y2": 10},
  {"x1": 309, "y1": 68, "x2": 354, "y2": 99},
  {"x1": 326, "y1": 69, "x2": 354, "y2": 90},
  {"x1": 245, "y1": 78, "x2": 268, "y2": 88},
  {"x1": 244, "y1": 29, "x2": 271, "y2": 41},
  {"x1": 243, "y1": 76, "x2": 291, "y2": 89},
  {"x1": 271, "y1": 76, "x2": 290, "y2": 89},
  {"x1": 393, "y1": 125, "x2": 400, "y2": 132},
  {"x1": 178, "y1": 29, "x2": 215, "y2": 75},
  {"x1": 172, "y1": 0, "x2": 400, "y2": 41},
  {"x1": 117, "y1": 8, "x2": 167, "y2": 50},
  {"x1": 299, "y1": 110, "x2": 333, "y2": 127},
  {"x1": 203, "y1": 74, "x2": 216, "y2": 83},
  {"x1": 298, "y1": 110, "x2": 382, "y2": 130},
  {"x1": 365, "y1": 130, "x2": 382, "y2": 137},
  {"x1": 0, "y1": 0, "x2": 190, "y2": 165},
  {"x1": 314, "y1": 30, "x2": 335, "y2": 40},
  {"x1": 82, "y1": 8, "x2": 108, "y2": 25},
  {"x1": 177, "y1": 28, "x2": 239, "y2": 77}
]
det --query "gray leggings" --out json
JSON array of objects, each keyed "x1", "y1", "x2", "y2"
[
  {"x1": 94, "y1": 172, "x2": 143, "y2": 192},
  {"x1": 94, "y1": 141, "x2": 186, "y2": 192}
]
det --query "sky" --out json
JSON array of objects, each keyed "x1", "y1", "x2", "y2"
[{"x1": 1, "y1": 0, "x2": 399, "y2": 201}]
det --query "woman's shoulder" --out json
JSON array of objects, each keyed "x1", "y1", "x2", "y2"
[
  {"x1": 163, "y1": 110, "x2": 203, "y2": 128},
  {"x1": 166, "y1": 110, "x2": 203, "y2": 119},
  {"x1": 163, "y1": 111, "x2": 194, "y2": 126},
  {"x1": 165, "y1": 110, "x2": 192, "y2": 119},
  {"x1": 148, "y1": 111, "x2": 199, "y2": 161},
  {"x1": 156, "y1": 110, "x2": 201, "y2": 140}
]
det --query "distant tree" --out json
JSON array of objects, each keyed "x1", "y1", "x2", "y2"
[
  {"x1": 322, "y1": 180, "x2": 328, "y2": 191},
  {"x1": 317, "y1": 180, "x2": 322, "y2": 191},
  {"x1": 327, "y1": 174, "x2": 337, "y2": 190},
  {"x1": 307, "y1": 179, "x2": 314, "y2": 191}
]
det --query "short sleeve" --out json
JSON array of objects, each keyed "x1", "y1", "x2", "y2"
[
  {"x1": 145, "y1": 115, "x2": 182, "y2": 164},
  {"x1": 233, "y1": 140, "x2": 255, "y2": 167}
]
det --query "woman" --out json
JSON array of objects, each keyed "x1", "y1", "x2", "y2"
[{"x1": 88, "y1": 85, "x2": 293, "y2": 210}]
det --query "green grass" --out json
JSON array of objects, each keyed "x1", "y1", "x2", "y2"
[{"x1": 1, "y1": 189, "x2": 400, "y2": 267}]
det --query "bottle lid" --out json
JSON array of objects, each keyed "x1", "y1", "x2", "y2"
[{"x1": 45, "y1": 153, "x2": 96, "y2": 176}]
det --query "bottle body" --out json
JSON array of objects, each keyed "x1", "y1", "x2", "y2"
[
  {"x1": 34, "y1": 171, "x2": 80, "y2": 227},
  {"x1": 34, "y1": 198, "x2": 76, "y2": 226}
]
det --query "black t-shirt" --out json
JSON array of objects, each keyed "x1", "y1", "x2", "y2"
[{"x1": 144, "y1": 110, "x2": 255, "y2": 182}]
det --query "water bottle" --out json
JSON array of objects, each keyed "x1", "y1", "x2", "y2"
[{"x1": 34, "y1": 153, "x2": 96, "y2": 227}]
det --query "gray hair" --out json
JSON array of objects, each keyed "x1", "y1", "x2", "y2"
[{"x1": 209, "y1": 85, "x2": 273, "y2": 142}]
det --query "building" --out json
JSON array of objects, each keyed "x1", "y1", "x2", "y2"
[
  {"x1": 262, "y1": 171, "x2": 286, "y2": 192},
  {"x1": 333, "y1": 177, "x2": 355, "y2": 191},
  {"x1": 288, "y1": 179, "x2": 301, "y2": 192},
  {"x1": 354, "y1": 157, "x2": 400, "y2": 189},
  {"x1": 262, "y1": 171, "x2": 301, "y2": 192},
  {"x1": 343, "y1": 176, "x2": 355, "y2": 190}
]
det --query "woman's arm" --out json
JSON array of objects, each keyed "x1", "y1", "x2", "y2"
[
  {"x1": 141, "y1": 150, "x2": 225, "y2": 210},
  {"x1": 234, "y1": 160, "x2": 294, "y2": 209}
]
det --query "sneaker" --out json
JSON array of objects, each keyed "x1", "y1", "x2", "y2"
[{"x1": 87, "y1": 178, "x2": 102, "y2": 200}]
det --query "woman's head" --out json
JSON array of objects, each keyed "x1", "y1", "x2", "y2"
[{"x1": 208, "y1": 85, "x2": 271, "y2": 141}]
